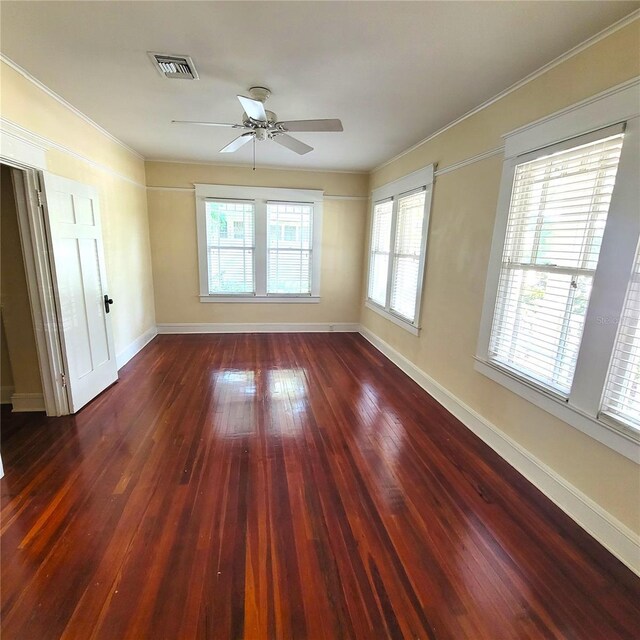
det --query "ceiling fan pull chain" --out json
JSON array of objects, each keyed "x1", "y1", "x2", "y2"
[{"x1": 253, "y1": 135, "x2": 256, "y2": 171}]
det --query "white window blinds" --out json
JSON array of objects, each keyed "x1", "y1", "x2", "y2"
[
  {"x1": 488, "y1": 132, "x2": 624, "y2": 395},
  {"x1": 205, "y1": 200, "x2": 255, "y2": 294},
  {"x1": 368, "y1": 199, "x2": 392, "y2": 306},
  {"x1": 267, "y1": 201, "x2": 313, "y2": 295},
  {"x1": 601, "y1": 246, "x2": 640, "y2": 432},
  {"x1": 390, "y1": 189, "x2": 426, "y2": 322}
]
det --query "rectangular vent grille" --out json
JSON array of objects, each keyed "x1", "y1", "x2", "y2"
[{"x1": 149, "y1": 53, "x2": 198, "y2": 80}]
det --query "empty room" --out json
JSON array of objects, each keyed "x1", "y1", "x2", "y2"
[{"x1": 1, "y1": 2, "x2": 639, "y2": 638}]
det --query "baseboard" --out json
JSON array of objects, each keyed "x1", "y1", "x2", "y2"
[
  {"x1": 157, "y1": 322, "x2": 360, "y2": 334},
  {"x1": 116, "y1": 325, "x2": 158, "y2": 369},
  {"x1": 1, "y1": 385, "x2": 15, "y2": 404},
  {"x1": 358, "y1": 326, "x2": 640, "y2": 576},
  {"x1": 11, "y1": 392, "x2": 45, "y2": 412}
]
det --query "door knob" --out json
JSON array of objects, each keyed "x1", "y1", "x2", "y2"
[{"x1": 104, "y1": 294, "x2": 114, "y2": 314}]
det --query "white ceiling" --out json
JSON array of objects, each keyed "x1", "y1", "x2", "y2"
[{"x1": 1, "y1": 1, "x2": 638, "y2": 172}]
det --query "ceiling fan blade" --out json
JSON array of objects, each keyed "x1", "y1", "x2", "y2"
[
  {"x1": 220, "y1": 133, "x2": 254, "y2": 153},
  {"x1": 273, "y1": 133, "x2": 313, "y2": 155},
  {"x1": 237, "y1": 95, "x2": 267, "y2": 122},
  {"x1": 277, "y1": 118, "x2": 343, "y2": 132},
  {"x1": 172, "y1": 120, "x2": 244, "y2": 128}
]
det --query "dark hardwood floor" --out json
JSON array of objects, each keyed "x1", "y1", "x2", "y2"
[{"x1": 1, "y1": 333, "x2": 638, "y2": 640}]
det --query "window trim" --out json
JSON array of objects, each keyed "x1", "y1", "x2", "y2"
[
  {"x1": 476, "y1": 80, "x2": 640, "y2": 463},
  {"x1": 365, "y1": 165, "x2": 434, "y2": 334},
  {"x1": 195, "y1": 184, "x2": 323, "y2": 302}
]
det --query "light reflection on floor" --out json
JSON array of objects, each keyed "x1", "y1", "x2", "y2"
[
  {"x1": 355, "y1": 380, "x2": 407, "y2": 512},
  {"x1": 211, "y1": 368, "x2": 310, "y2": 437},
  {"x1": 211, "y1": 369, "x2": 256, "y2": 437}
]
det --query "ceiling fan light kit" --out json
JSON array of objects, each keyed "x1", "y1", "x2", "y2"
[{"x1": 173, "y1": 85, "x2": 343, "y2": 165}]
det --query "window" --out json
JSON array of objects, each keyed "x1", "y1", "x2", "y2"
[
  {"x1": 267, "y1": 202, "x2": 313, "y2": 295},
  {"x1": 205, "y1": 200, "x2": 254, "y2": 294},
  {"x1": 391, "y1": 190, "x2": 427, "y2": 322},
  {"x1": 368, "y1": 199, "x2": 392, "y2": 306},
  {"x1": 601, "y1": 244, "x2": 640, "y2": 432},
  {"x1": 477, "y1": 82, "x2": 640, "y2": 460},
  {"x1": 489, "y1": 132, "x2": 624, "y2": 396},
  {"x1": 366, "y1": 165, "x2": 434, "y2": 334},
  {"x1": 196, "y1": 184, "x2": 322, "y2": 302}
]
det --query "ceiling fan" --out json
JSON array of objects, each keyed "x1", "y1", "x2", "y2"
[{"x1": 173, "y1": 86, "x2": 343, "y2": 159}]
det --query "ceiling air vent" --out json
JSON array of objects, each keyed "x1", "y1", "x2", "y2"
[{"x1": 149, "y1": 53, "x2": 199, "y2": 79}]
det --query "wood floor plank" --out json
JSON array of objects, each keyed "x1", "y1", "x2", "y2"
[{"x1": 1, "y1": 333, "x2": 639, "y2": 639}]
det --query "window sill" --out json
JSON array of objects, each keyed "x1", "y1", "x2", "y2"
[
  {"x1": 474, "y1": 357, "x2": 640, "y2": 463},
  {"x1": 200, "y1": 295, "x2": 320, "y2": 304},
  {"x1": 364, "y1": 300, "x2": 420, "y2": 336}
]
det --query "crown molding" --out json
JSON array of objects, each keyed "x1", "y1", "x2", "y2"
[
  {"x1": 0, "y1": 53, "x2": 144, "y2": 161},
  {"x1": 372, "y1": 10, "x2": 640, "y2": 174},
  {"x1": 0, "y1": 117, "x2": 145, "y2": 188}
]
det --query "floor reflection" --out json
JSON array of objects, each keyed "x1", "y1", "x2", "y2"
[
  {"x1": 213, "y1": 369, "x2": 257, "y2": 395},
  {"x1": 211, "y1": 369, "x2": 256, "y2": 437},
  {"x1": 267, "y1": 368, "x2": 309, "y2": 436},
  {"x1": 211, "y1": 368, "x2": 310, "y2": 438},
  {"x1": 354, "y1": 381, "x2": 407, "y2": 512}
]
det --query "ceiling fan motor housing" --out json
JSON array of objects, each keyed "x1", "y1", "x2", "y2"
[{"x1": 242, "y1": 109, "x2": 278, "y2": 129}]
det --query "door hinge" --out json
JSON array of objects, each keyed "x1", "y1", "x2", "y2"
[
  {"x1": 36, "y1": 190, "x2": 44, "y2": 207},
  {"x1": 61, "y1": 372, "x2": 67, "y2": 388}
]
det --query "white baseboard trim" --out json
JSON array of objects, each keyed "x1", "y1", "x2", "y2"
[
  {"x1": 116, "y1": 326, "x2": 158, "y2": 369},
  {"x1": 11, "y1": 392, "x2": 45, "y2": 412},
  {"x1": 358, "y1": 326, "x2": 640, "y2": 576},
  {"x1": 1, "y1": 385, "x2": 15, "y2": 404},
  {"x1": 157, "y1": 322, "x2": 360, "y2": 334}
]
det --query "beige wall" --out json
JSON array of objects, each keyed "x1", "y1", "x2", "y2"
[
  {"x1": 0, "y1": 165, "x2": 41, "y2": 394},
  {"x1": 0, "y1": 61, "x2": 155, "y2": 359},
  {"x1": 146, "y1": 162, "x2": 368, "y2": 325},
  {"x1": 361, "y1": 21, "x2": 640, "y2": 533}
]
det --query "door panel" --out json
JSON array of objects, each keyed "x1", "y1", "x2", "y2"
[{"x1": 41, "y1": 173, "x2": 117, "y2": 412}]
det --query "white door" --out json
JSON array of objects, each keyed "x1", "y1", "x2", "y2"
[{"x1": 41, "y1": 173, "x2": 118, "y2": 412}]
